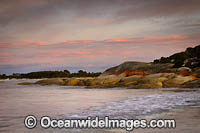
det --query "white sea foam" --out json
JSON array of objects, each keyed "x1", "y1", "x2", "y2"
[{"x1": 68, "y1": 90, "x2": 200, "y2": 119}]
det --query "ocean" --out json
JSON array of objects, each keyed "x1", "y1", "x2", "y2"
[{"x1": 0, "y1": 79, "x2": 200, "y2": 133}]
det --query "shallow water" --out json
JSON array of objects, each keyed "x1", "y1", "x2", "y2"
[{"x1": 0, "y1": 79, "x2": 200, "y2": 133}]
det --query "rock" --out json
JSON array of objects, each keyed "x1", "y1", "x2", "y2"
[
  {"x1": 177, "y1": 67, "x2": 192, "y2": 76},
  {"x1": 144, "y1": 73, "x2": 176, "y2": 79},
  {"x1": 82, "y1": 78, "x2": 103, "y2": 87},
  {"x1": 128, "y1": 76, "x2": 168, "y2": 89},
  {"x1": 154, "y1": 45, "x2": 200, "y2": 68},
  {"x1": 29, "y1": 73, "x2": 194, "y2": 89},
  {"x1": 127, "y1": 73, "x2": 195, "y2": 89},
  {"x1": 98, "y1": 74, "x2": 118, "y2": 79},
  {"x1": 65, "y1": 78, "x2": 85, "y2": 86},
  {"x1": 181, "y1": 79, "x2": 200, "y2": 88},
  {"x1": 120, "y1": 70, "x2": 147, "y2": 77},
  {"x1": 86, "y1": 78, "x2": 99, "y2": 86},
  {"x1": 34, "y1": 78, "x2": 66, "y2": 85},
  {"x1": 100, "y1": 77, "x2": 121, "y2": 88},
  {"x1": 119, "y1": 75, "x2": 141, "y2": 87},
  {"x1": 163, "y1": 75, "x2": 194, "y2": 88},
  {"x1": 117, "y1": 73, "x2": 126, "y2": 78},
  {"x1": 192, "y1": 68, "x2": 200, "y2": 78},
  {"x1": 100, "y1": 62, "x2": 148, "y2": 77},
  {"x1": 183, "y1": 57, "x2": 200, "y2": 68},
  {"x1": 177, "y1": 67, "x2": 192, "y2": 72},
  {"x1": 100, "y1": 61, "x2": 175, "y2": 77},
  {"x1": 88, "y1": 77, "x2": 122, "y2": 88},
  {"x1": 18, "y1": 82, "x2": 34, "y2": 85},
  {"x1": 17, "y1": 69, "x2": 199, "y2": 89}
]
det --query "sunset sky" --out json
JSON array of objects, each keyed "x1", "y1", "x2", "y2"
[{"x1": 0, "y1": 0, "x2": 200, "y2": 74}]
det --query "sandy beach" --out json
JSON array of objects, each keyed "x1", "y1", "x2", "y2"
[{"x1": 80, "y1": 107, "x2": 200, "y2": 133}]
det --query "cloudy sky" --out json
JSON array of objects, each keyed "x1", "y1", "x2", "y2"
[{"x1": 0, "y1": 0, "x2": 200, "y2": 74}]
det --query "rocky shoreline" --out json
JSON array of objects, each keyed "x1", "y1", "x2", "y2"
[
  {"x1": 18, "y1": 70, "x2": 200, "y2": 89},
  {"x1": 19, "y1": 45, "x2": 200, "y2": 89}
]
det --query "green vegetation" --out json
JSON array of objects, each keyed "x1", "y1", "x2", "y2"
[
  {"x1": 69, "y1": 70, "x2": 102, "y2": 78},
  {"x1": 0, "y1": 74, "x2": 7, "y2": 79},
  {"x1": 0, "y1": 70, "x2": 101, "y2": 79},
  {"x1": 153, "y1": 45, "x2": 200, "y2": 68}
]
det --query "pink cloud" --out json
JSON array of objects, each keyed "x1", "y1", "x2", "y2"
[
  {"x1": 21, "y1": 39, "x2": 30, "y2": 43},
  {"x1": 31, "y1": 41, "x2": 47, "y2": 46},
  {"x1": 0, "y1": 41, "x2": 48, "y2": 49},
  {"x1": 35, "y1": 49, "x2": 114, "y2": 61},
  {"x1": 105, "y1": 34, "x2": 189, "y2": 43},
  {"x1": 120, "y1": 51, "x2": 134, "y2": 55},
  {"x1": 105, "y1": 38, "x2": 132, "y2": 43},
  {"x1": 97, "y1": 50, "x2": 112, "y2": 55},
  {"x1": 0, "y1": 42, "x2": 22, "y2": 48},
  {"x1": 144, "y1": 34, "x2": 188, "y2": 41},
  {"x1": 65, "y1": 40, "x2": 94, "y2": 44},
  {"x1": 0, "y1": 34, "x2": 194, "y2": 50},
  {"x1": 72, "y1": 51, "x2": 91, "y2": 56},
  {"x1": 0, "y1": 52, "x2": 11, "y2": 57},
  {"x1": 37, "y1": 49, "x2": 94, "y2": 58}
]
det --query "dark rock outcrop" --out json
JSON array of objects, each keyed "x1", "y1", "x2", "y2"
[
  {"x1": 154, "y1": 45, "x2": 200, "y2": 68},
  {"x1": 182, "y1": 79, "x2": 200, "y2": 88},
  {"x1": 100, "y1": 61, "x2": 176, "y2": 77}
]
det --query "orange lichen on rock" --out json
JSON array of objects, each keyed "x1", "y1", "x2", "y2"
[
  {"x1": 189, "y1": 73, "x2": 199, "y2": 80},
  {"x1": 176, "y1": 69, "x2": 190, "y2": 76},
  {"x1": 122, "y1": 70, "x2": 148, "y2": 77}
]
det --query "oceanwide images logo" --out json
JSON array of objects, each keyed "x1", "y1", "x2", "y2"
[{"x1": 24, "y1": 115, "x2": 176, "y2": 131}]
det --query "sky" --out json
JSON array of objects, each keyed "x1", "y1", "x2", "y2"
[{"x1": 0, "y1": 0, "x2": 200, "y2": 74}]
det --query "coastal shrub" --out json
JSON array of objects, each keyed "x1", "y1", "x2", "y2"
[
  {"x1": 1, "y1": 70, "x2": 102, "y2": 79},
  {"x1": 154, "y1": 45, "x2": 200, "y2": 68}
]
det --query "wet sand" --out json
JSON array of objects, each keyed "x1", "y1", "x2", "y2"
[
  {"x1": 22, "y1": 107, "x2": 200, "y2": 133},
  {"x1": 99, "y1": 107, "x2": 200, "y2": 133},
  {"x1": 134, "y1": 107, "x2": 200, "y2": 133}
]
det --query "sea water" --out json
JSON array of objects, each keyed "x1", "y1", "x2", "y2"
[{"x1": 0, "y1": 79, "x2": 199, "y2": 133}]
